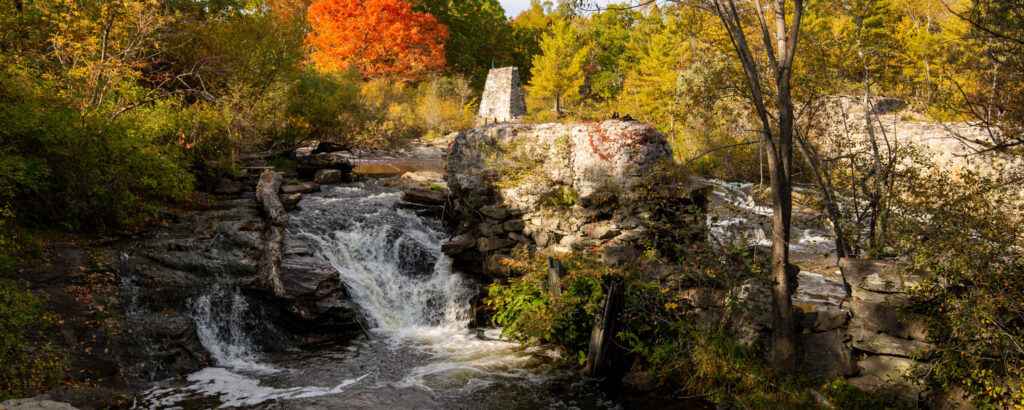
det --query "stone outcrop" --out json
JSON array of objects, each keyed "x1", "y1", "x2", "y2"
[
  {"x1": 477, "y1": 67, "x2": 527, "y2": 125},
  {"x1": 840, "y1": 258, "x2": 935, "y2": 393},
  {"x1": 442, "y1": 120, "x2": 703, "y2": 278}
]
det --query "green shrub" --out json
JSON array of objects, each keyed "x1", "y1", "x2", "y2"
[
  {"x1": 821, "y1": 378, "x2": 911, "y2": 409},
  {"x1": 285, "y1": 68, "x2": 363, "y2": 145},
  {"x1": 0, "y1": 64, "x2": 193, "y2": 231},
  {"x1": 488, "y1": 251, "x2": 609, "y2": 364},
  {"x1": 0, "y1": 278, "x2": 65, "y2": 400},
  {"x1": 0, "y1": 212, "x2": 64, "y2": 400}
]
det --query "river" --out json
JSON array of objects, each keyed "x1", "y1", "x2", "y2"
[{"x1": 134, "y1": 181, "x2": 659, "y2": 409}]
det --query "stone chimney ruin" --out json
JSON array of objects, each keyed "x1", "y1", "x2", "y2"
[{"x1": 477, "y1": 67, "x2": 527, "y2": 125}]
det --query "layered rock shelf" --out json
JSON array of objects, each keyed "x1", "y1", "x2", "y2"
[{"x1": 442, "y1": 120, "x2": 708, "y2": 278}]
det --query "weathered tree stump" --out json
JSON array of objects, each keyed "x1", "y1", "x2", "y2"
[
  {"x1": 547, "y1": 257, "x2": 565, "y2": 298},
  {"x1": 256, "y1": 170, "x2": 287, "y2": 298},
  {"x1": 583, "y1": 279, "x2": 623, "y2": 378}
]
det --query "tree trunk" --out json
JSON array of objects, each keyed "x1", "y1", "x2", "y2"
[
  {"x1": 554, "y1": 95, "x2": 560, "y2": 114},
  {"x1": 769, "y1": 83, "x2": 797, "y2": 372}
]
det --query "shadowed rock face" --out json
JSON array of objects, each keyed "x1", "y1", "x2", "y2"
[{"x1": 112, "y1": 196, "x2": 360, "y2": 387}]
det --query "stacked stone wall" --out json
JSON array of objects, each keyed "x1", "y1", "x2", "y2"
[{"x1": 477, "y1": 67, "x2": 527, "y2": 125}]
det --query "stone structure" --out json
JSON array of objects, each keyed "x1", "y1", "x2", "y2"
[
  {"x1": 442, "y1": 119, "x2": 707, "y2": 278},
  {"x1": 476, "y1": 67, "x2": 527, "y2": 125}
]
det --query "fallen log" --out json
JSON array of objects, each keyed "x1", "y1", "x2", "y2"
[
  {"x1": 256, "y1": 170, "x2": 287, "y2": 297},
  {"x1": 257, "y1": 170, "x2": 288, "y2": 226}
]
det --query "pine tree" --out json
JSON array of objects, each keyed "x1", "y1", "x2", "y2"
[{"x1": 527, "y1": 19, "x2": 590, "y2": 113}]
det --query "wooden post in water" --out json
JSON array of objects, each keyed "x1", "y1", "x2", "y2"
[
  {"x1": 547, "y1": 257, "x2": 565, "y2": 298},
  {"x1": 583, "y1": 279, "x2": 623, "y2": 378}
]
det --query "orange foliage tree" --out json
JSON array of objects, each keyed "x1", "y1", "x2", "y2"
[{"x1": 306, "y1": 0, "x2": 448, "y2": 80}]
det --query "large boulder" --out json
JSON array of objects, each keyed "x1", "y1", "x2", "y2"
[
  {"x1": 799, "y1": 329, "x2": 857, "y2": 377},
  {"x1": 445, "y1": 120, "x2": 672, "y2": 211}
]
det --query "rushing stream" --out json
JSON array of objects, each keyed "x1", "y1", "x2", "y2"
[{"x1": 136, "y1": 181, "x2": 641, "y2": 409}]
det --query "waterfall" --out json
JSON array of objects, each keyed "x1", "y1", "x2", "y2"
[
  {"x1": 140, "y1": 181, "x2": 616, "y2": 409},
  {"x1": 188, "y1": 285, "x2": 263, "y2": 369},
  {"x1": 288, "y1": 184, "x2": 477, "y2": 332}
]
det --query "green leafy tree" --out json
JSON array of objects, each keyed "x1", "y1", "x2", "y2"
[
  {"x1": 582, "y1": 4, "x2": 641, "y2": 100},
  {"x1": 414, "y1": 0, "x2": 511, "y2": 88},
  {"x1": 527, "y1": 18, "x2": 590, "y2": 113},
  {"x1": 508, "y1": 0, "x2": 560, "y2": 83}
]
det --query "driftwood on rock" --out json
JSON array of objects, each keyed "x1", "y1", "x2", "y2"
[
  {"x1": 583, "y1": 279, "x2": 623, "y2": 378},
  {"x1": 256, "y1": 170, "x2": 287, "y2": 298}
]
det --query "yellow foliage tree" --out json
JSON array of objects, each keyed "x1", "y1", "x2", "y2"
[{"x1": 527, "y1": 19, "x2": 591, "y2": 113}]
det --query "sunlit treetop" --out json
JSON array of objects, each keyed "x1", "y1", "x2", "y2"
[{"x1": 305, "y1": 0, "x2": 449, "y2": 80}]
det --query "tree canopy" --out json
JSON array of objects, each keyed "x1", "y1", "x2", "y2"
[{"x1": 306, "y1": 0, "x2": 449, "y2": 79}]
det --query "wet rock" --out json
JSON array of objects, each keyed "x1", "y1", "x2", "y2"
[
  {"x1": 799, "y1": 329, "x2": 857, "y2": 377},
  {"x1": 400, "y1": 171, "x2": 447, "y2": 189},
  {"x1": 621, "y1": 371, "x2": 659, "y2": 392},
  {"x1": 297, "y1": 152, "x2": 352, "y2": 169},
  {"x1": 442, "y1": 234, "x2": 477, "y2": 255},
  {"x1": 42, "y1": 386, "x2": 129, "y2": 410},
  {"x1": 477, "y1": 237, "x2": 515, "y2": 252},
  {"x1": 0, "y1": 398, "x2": 78, "y2": 410},
  {"x1": 280, "y1": 181, "x2": 321, "y2": 195},
  {"x1": 312, "y1": 141, "x2": 350, "y2": 154},
  {"x1": 213, "y1": 178, "x2": 245, "y2": 194},
  {"x1": 280, "y1": 256, "x2": 339, "y2": 298},
  {"x1": 484, "y1": 254, "x2": 513, "y2": 277},
  {"x1": 314, "y1": 169, "x2": 344, "y2": 184},
  {"x1": 395, "y1": 201, "x2": 444, "y2": 217},
  {"x1": 402, "y1": 188, "x2": 447, "y2": 205},
  {"x1": 279, "y1": 193, "x2": 302, "y2": 211}
]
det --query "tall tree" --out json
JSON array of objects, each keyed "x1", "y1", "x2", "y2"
[
  {"x1": 682, "y1": 0, "x2": 806, "y2": 371},
  {"x1": 527, "y1": 18, "x2": 590, "y2": 113},
  {"x1": 414, "y1": 0, "x2": 510, "y2": 88},
  {"x1": 305, "y1": 0, "x2": 448, "y2": 79}
]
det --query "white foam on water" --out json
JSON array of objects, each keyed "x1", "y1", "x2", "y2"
[
  {"x1": 143, "y1": 368, "x2": 367, "y2": 408},
  {"x1": 140, "y1": 182, "x2": 595, "y2": 408}
]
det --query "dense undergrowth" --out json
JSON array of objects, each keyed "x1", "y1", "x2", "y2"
[{"x1": 486, "y1": 247, "x2": 911, "y2": 408}]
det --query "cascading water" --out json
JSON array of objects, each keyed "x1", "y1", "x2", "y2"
[
  {"x1": 188, "y1": 285, "x2": 263, "y2": 370},
  {"x1": 138, "y1": 181, "x2": 624, "y2": 409},
  {"x1": 290, "y1": 184, "x2": 475, "y2": 331}
]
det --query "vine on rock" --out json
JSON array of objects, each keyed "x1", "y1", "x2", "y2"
[{"x1": 585, "y1": 121, "x2": 656, "y2": 161}]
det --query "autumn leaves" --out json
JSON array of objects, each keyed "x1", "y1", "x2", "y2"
[{"x1": 305, "y1": 0, "x2": 449, "y2": 80}]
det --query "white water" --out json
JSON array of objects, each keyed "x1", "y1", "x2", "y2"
[{"x1": 140, "y1": 182, "x2": 612, "y2": 409}]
